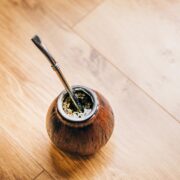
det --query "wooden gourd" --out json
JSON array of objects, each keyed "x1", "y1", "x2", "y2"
[{"x1": 46, "y1": 89, "x2": 114, "y2": 156}]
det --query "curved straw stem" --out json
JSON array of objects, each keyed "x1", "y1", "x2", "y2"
[{"x1": 31, "y1": 35, "x2": 82, "y2": 112}]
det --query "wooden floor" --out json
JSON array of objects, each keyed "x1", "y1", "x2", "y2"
[{"x1": 0, "y1": 0, "x2": 180, "y2": 179}]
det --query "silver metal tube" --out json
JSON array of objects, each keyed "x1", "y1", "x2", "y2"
[{"x1": 31, "y1": 35, "x2": 82, "y2": 112}]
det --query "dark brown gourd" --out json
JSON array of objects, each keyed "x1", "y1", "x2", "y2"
[{"x1": 46, "y1": 89, "x2": 114, "y2": 155}]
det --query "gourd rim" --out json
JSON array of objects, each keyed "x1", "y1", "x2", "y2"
[{"x1": 57, "y1": 85, "x2": 99, "y2": 122}]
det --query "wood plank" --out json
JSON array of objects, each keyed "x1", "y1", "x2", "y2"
[
  {"x1": 0, "y1": 0, "x2": 180, "y2": 179},
  {"x1": 44, "y1": 0, "x2": 104, "y2": 27},
  {"x1": 3, "y1": 0, "x2": 103, "y2": 27},
  {"x1": 75, "y1": 0, "x2": 180, "y2": 121},
  {"x1": 0, "y1": 127, "x2": 42, "y2": 180},
  {"x1": 35, "y1": 171, "x2": 53, "y2": 180}
]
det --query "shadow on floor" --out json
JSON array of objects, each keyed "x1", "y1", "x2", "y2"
[{"x1": 49, "y1": 143, "x2": 114, "y2": 179}]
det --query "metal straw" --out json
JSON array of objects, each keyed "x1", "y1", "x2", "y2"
[{"x1": 31, "y1": 35, "x2": 82, "y2": 112}]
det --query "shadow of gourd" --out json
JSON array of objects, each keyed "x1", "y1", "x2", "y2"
[{"x1": 49, "y1": 142, "x2": 114, "y2": 179}]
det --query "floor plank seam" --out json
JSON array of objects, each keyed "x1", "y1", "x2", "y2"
[
  {"x1": 0, "y1": 127, "x2": 57, "y2": 180},
  {"x1": 33, "y1": 169, "x2": 56, "y2": 180},
  {"x1": 70, "y1": 0, "x2": 107, "y2": 28},
  {"x1": 32, "y1": 170, "x2": 44, "y2": 180},
  {"x1": 0, "y1": 126, "x2": 45, "y2": 179},
  {"x1": 48, "y1": 0, "x2": 107, "y2": 30},
  {"x1": 72, "y1": 29, "x2": 180, "y2": 125},
  {"x1": 42, "y1": 170, "x2": 56, "y2": 180},
  {"x1": 0, "y1": 126, "x2": 46, "y2": 173}
]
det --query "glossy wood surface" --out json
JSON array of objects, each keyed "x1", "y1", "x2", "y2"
[{"x1": 0, "y1": 0, "x2": 180, "y2": 179}]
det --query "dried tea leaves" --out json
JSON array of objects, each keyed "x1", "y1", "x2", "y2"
[{"x1": 63, "y1": 90, "x2": 93, "y2": 118}]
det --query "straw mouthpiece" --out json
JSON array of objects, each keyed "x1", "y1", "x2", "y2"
[{"x1": 31, "y1": 35, "x2": 41, "y2": 44}]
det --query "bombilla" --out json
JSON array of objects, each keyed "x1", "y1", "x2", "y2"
[{"x1": 31, "y1": 35, "x2": 82, "y2": 112}]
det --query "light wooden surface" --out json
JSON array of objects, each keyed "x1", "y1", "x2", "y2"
[
  {"x1": 0, "y1": 0, "x2": 180, "y2": 179},
  {"x1": 75, "y1": 0, "x2": 180, "y2": 121}
]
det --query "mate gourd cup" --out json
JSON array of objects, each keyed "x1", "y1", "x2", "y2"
[
  {"x1": 46, "y1": 85, "x2": 114, "y2": 155},
  {"x1": 32, "y1": 35, "x2": 114, "y2": 156}
]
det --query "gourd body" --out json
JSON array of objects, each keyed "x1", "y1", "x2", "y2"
[{"x1": 46, "y1": 90, "x2": 114, "y2": 155}]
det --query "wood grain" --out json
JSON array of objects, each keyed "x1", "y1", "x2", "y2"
[
  {"x1": 43, "y1": 0, "x2": 103, "y2": 27},
  {"x1": 0, "y1": 127, "x2": 42, "y2": 180},
  {"x1": 2, "y1": 0, "x2": 103, "y2": 27},
  {"x1": 35, "y1": 171, "x2": 53, "y2": 180},
  {"x1": 75, "y1": 0, "x2": 180, "y2": 122},
  {"x1": 0, "y1": 0, "x2": 180, "y2": 179}
]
